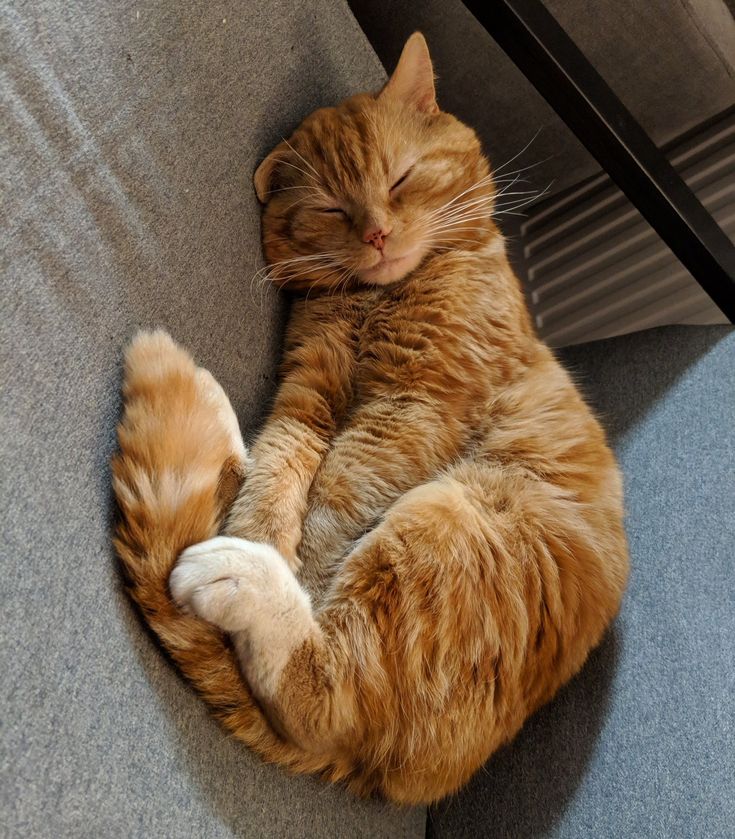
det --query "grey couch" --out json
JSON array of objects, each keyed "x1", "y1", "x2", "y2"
[{"x1": 2, "y1": 1, "x2": 733, "y2": 837}]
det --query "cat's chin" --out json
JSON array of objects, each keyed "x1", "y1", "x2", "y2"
[{"x1": 357, "y1": 248, "x2": 424, "y2": 286}]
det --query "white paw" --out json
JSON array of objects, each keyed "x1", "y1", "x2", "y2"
[
  {"x1": 171, "y1": 536, "x2": 316, "y2": 699},
  {"x1": 169, "y1": 536, "x2": 283, "y2": 632}
]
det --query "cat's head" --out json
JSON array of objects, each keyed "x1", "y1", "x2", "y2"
[{"x1": 254, "y1": 33, "x2": 497, "y2": 292}]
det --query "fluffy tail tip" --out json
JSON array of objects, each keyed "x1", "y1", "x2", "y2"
[{"x1": 123, "y1": 329, "x2": 197, "y2": 389}]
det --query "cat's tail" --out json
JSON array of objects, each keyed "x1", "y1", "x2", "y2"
[{"x1": 110, "y1": 330, "x2": 334, "y2": 779}]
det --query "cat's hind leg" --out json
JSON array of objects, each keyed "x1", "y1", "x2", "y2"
[
  {"x1": 167, "y1": 473, "x2": 498, "y2": 799},
  {"x1": 168, "y1": 461, "x2": 627, "y2": 803}
]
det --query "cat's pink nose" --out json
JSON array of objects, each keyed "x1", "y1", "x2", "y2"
[{"x1": 363, "y1": 224, "x2": 392, "y2": 250}]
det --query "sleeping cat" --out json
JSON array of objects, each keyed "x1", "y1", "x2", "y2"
[{"x1": 112, "y1": 32, "x2": 629, "y2": 804}]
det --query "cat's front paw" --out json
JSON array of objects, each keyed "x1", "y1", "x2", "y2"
[{"x1": 169, "y1": 536, "x2": 283, "y2": 632}]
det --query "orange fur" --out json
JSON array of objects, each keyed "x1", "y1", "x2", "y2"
[{"x1": 112, "y1": 33, "x2": 629, "y2": 804}]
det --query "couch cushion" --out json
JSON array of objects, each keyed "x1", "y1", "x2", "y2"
[
  {"x1": 428, "y1": 325, "x2": 735, "y2": 838},
  {"x1": 0, "y1": 1, "x2": 425, "y2": 836}
]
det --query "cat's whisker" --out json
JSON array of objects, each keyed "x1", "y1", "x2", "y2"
[
  {"x1": 420, "y1": 171, "x2": 499, "y2": 223},
  {"x1": 276, "y1": 158, "x2": 322, "y2": 187},
  {"x1": 282, "y1": 192, "x2": 321, "y2": 213},
  {"x1": 433, "y1": 239, "x2": 494, "y2": 253},
  {"x1": 419, "y1": 220, "x2": 492, "y2": 240},
  {"x1": 267, "y1": 184, "x2": 322, "y2": 195},
  {"x1": 435, "y1": 227, "x2": 495, "y2": 235},
  {"x1": 493, "y1": 202, "x2": 535, "y2": 216},
  {"x1": 420, "y1": 196, "x2": 494, "y2": 229},
  {"x1": 422, "y1": 221, "x2": 494, "y2": 241},
  {"x1": 420, "y1": 173, "x2": 542, "y2": 230},
  {"x1": 431, "y1": 176, "x2": 494, "y2": 212},
  {"x1": 429, "y1": 193, "x2": 497, "y2": 216},
  {"x1": 304, "y1": 265, "x2": 346, "y2": 305},
  {"x1": 421, "y1": 212, "x2": 497, "y2": 235},
  {"x1": 490, "y1": 129, "x2": 543, "y2": 176},
  {"x1": 494, "y1": 173, "x2": 525, "y2": 196},
  {"x1": 493, "y1": 197, "x2": 541, "y2": 213},
  {"x1": 250, "y1": 251, "x2": 348, "y2": 294},
  {"x1": 493, "y1": 184, "x2": 551, "y2": 216},
  {"x1": 305, "y1": 264, "x2": 351, "y2": 304},
  {"x1": 494, "y1": 173, "x2": 531, "y2": 183},
  {"x1": 281, "y1": 137, "x2": 322, "y2": 180},
  {"x1": 262, "y1": 251, "x2": 346, "y2": 270},
  {"x1": 425, "y1": 189, "x2": 539, "y2": 228},
  {"x1": 431, "y1": 227, "x2": 496, "y2": 239},
  {"x1": 492, "y1": 156, "x2": 554, "y2": 182},
  {"x1": 494, "y1": 189, "x2": 539, "y2": 200},
  {"x1": 334, "y1": 270, "x2": 355, "y2": 303},
  {"x1": 269, "y1": 261, "x2": 344, "y2": 285},
  {"x1": 421, "y1": 184, "x2": 548, "y2": 237},
  {"x1": 249, "y1": 266, "x2": 279, "y2": 305}
]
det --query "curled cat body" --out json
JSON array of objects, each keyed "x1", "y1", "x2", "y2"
[{"x1": 113, "y1": 33, "x2": 629, "y2": 805}]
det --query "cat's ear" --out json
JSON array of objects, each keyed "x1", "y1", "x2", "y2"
[
  {"x1": 253, "y1": 141, "x2": 288, "y2": 203},
  {"x1": 379, "y1": 32, "x2": 438, "y2": 114}
]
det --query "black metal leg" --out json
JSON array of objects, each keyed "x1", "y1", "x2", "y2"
[{"x1": 462, "y1": 0, "x2": 735, "y2": 322}]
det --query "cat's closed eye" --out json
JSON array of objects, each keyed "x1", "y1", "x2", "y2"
[
  {"x1": 390, "y1": 167, "x2": 413, "y2": 193},
  {"x1": 321, "y1": 207, "x2": 346, "y2": 215}
]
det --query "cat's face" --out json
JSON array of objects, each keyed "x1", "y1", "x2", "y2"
[{"x1": 254, "y1": 33, "x2": 496, "y2": 291}]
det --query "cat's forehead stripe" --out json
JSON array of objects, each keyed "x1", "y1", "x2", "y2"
[{"x1": 294, "y1": 100, "x2": 393, "y2": 195}]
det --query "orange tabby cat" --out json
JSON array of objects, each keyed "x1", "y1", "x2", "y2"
[{"x1": 112, "y1": 33, "x2": 629, "y2": 804}]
